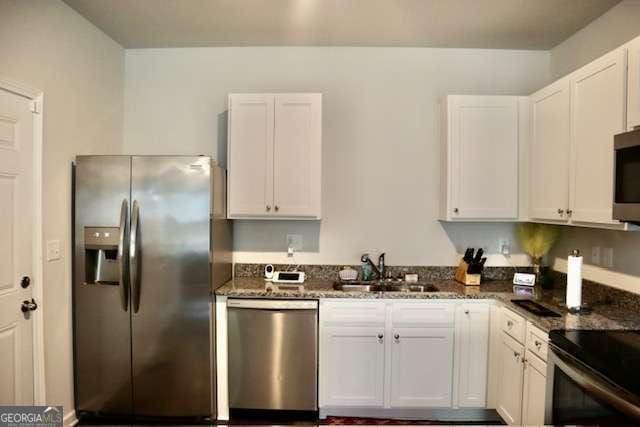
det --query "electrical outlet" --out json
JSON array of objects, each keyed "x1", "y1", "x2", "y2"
[
  {"x1": 591, "y1": 246, "x2": 601, "y2": 265},
  {"x1": 46, "y1": 240, "x2": 61, "y2": 261},
  {"x1": 498, "y1": 238, "x2": 510, "y2": 256},
  {"x1": 602, "y1": 247, "x2": 614, "y2": 268},
  {"x1": 286, "y1": 234, "x2": 303, "y2": 251}
]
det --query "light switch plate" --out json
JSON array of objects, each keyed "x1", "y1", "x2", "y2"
[{"x1": 46, "y1": 239, "x2": 61, "y2": 261}]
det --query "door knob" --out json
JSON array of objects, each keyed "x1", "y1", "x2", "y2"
[
  {"x1": 21, "y1": 298, "x2": 38, "y2": 313},
  {"x1": 20, "y1": 276, "x2": 31, "y2": 288}
]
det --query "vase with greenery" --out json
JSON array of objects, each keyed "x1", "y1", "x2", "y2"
[{"x1": 515, "y1": 223, "x2": 560, "y2": 289}]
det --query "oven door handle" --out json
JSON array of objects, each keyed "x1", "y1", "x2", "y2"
[{"x1": 551, "y1": 347, "x2": 640, "y2": 420}]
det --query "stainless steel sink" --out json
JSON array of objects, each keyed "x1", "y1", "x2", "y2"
[{"x1": 333, "y1": 281, "x2": 439, "y2": 293}]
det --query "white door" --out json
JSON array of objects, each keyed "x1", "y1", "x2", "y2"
[
  {"x1": 570, "y1": 48, "x2": 627, "y2": 224},
  {"x1": 0, "y1": 88, "x2": 35, "y2": 404},
  {"x1": 449, "y1": 96, "x2": 519, "y2": 219},
  {"x1": 273, "y1": 94, "x2": 321, "y2": 218},
  {"x1": 496, "y1": 332, "x2": 525, "y2": 425},
  {"x1": 390, "y1": 327, "x2": 454, "y2": 408},
  {"x1": 454, "y1": 304, "x2": 489, "y2": 408},
  {"x1": 628, "y1": 36, "x2": 640, "y2": 130},
  {"x1": 321, "y1": 326, "x2": 385, "y2": 407},
  {"x1": 530, "y1": 79, "x2": 572, "y2": 221},
  {"x1": 522, "y1": 351, "x2": 547, "y2": 426},
  {"x1": 227, "y1": 94, "x2": 274, "y2": 217}
]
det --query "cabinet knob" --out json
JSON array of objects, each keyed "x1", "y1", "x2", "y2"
[
  {"x1": 464, "y1": 309, "x2": 470, "y2": 315},
  {"x1": 453, "y1": 208, "x2": 459, "y2": 214},
  {"x1": 274, "y1": 205, "x2": 279, "y2": 212},
  {"x1": 377, "y1": 333, "x2": 384, "y2": 343},
  {"x1": 507, "y1": 320, "x2": 514, "y2": 328},
  {"x1": 557, "y1": 208, "x2": 564, "y2": 215},
  {"x1": 566, "y1": 209, "x2": 573, "y2": 216},
  {"x1": 394, "y1": 333, "x2": 400, "y2": 341},
  {"x1": 266, "y1": 205, "x2": 271, "y2": 212},
  {"x1": 535, "y1": 340, "x2": 542, "y2": 348}
]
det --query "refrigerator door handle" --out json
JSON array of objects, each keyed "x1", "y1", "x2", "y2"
[
  {"x1": 116, "y1": 199, "x2": 129, "y2": 311},
  {"x1": 130, "y1": 200, "x2": 141, "y2": 313}
]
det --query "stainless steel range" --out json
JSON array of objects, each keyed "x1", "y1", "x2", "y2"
[{"x1": 546, "y1": 329, "x2": 640, "y2": 424}]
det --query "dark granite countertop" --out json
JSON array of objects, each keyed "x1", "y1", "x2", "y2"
[{"x1": 215, "y1": 277, "x2": 640, "y2": 333}]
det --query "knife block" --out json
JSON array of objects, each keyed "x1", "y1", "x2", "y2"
[{"x1": 455, "y1": 260, "x2": 481, "y2": 286}]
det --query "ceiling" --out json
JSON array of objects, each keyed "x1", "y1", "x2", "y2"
[{"x1": 63, "y1": 0, "x2": 621, "y2": 50}]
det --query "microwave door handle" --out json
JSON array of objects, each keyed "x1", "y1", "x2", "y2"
[
  {"x1": 553, "y1": 349, "x2": 640, "y2": 420},
  {"x1": 130, "y1": 200, "x2": 141, "y2": 313},
  {"x1": 116, "y1": 199, "x2": 129, "y2": 311}
]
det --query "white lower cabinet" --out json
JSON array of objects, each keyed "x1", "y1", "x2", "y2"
[
  {"x1": 390, "y1": 327, "x2": 454, "y2": 407},
  {"x1": 320, "y1": 300, "x2": 490, "y2": 414},
  {"x1": 522, "y1": 350, "x2": 547, "y2": 425},
  {"x1": 497, "y1": 332, "x2": 525, "y2": 425},
  {"x1": 495, "y1": 309, "x2": 549, "y2": 425},
  {"x1": 321, "y1": 326, "x2": 385, "y2": 407},
  {"x1": 454, "y1": 303, "x2": 490, "y2": 408}
]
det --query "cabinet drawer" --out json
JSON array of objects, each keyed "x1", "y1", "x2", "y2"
[
  {"x1": 391, "y1": 302, "x2": 455, "y2": 327},
  {"x1": 320, "y1": 300, "x2": 386, "y2": 325},
  {"x1": 501, "y1": 307, "x2": 526, "y2": 343},
  {"x1": 526, "y1": 322, "x2": 549, "y2": 362}
]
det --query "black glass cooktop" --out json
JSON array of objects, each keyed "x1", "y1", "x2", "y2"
[{"x1": 550, "y1": 330, "x2": 640, "y2": 396}]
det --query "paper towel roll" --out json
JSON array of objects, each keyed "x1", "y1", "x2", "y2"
[{"x1": 566, "y1": 250, "x2": 583, "y2": 310}]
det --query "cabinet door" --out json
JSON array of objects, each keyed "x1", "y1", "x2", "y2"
[
  {"x1": 496, "y1": 332, "x2": 524, "y2": 425},
  {"x1": 455, "y1": 304, "x2": 489, "y2": 408},
  {"x1": 449, "y1": 96, "x2": 519, "y2": 220},
  {"x1": 522, "y1": 352, "x2": 547, "y2": 426},
  {"x1": 530, "y1": 80, "x2": 571, "y2": 221},
  {"x1": 227, "y1": 94, "x2": 274, "y2": 217},
  {"x1": 320, "y1": 326, "x2": 385, "y2": 407},
  {"x1": 390, "y1": 327, "x2": 454, "y2": 408},
  {"x1": 273, "y1": 94, "x2": 322, "y2": 218},
  {"x1": 628, "y1": 36, "x2": 640, "y2": 130},
  {"x1": 570, "y1": 48, "x2": 627, "y2": 225}
]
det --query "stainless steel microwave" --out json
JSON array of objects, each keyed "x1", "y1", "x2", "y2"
[{"x1": 613, "y1": 128, "x2": 640, "y2": 224}]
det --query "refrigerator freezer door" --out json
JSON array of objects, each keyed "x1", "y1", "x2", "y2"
[
  {"x1": 130, "y1": 156, "x2": 213, "y2": 417},
  {"x1": 73, "y1": 156, "x2": 133, "y2": 417}
]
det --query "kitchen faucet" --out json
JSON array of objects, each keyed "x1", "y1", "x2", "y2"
[{"x1": 361, "y1": 253, "x2": 386, "y2": 280}]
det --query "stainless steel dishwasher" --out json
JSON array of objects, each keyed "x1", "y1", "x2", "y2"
[{"x1": 227, "y1": 299, "x2": 318, "y2": 411}]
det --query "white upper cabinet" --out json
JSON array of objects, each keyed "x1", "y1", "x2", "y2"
[
  {"x1": 273, "y1": 94, "x2": 322, "y2": 218},
  {"x1": 529, "y1": 78, "x2": 571, "y2": 222},
  {"x1": 227, "y1": 94, "x2": 274, "y2": 217},
  {"x1": 227, "y1": 93, "x2": 322, "y2": 219},
  {"x1": 441, "y1": 96, "x2": 520, "y2": 221},
  {"x1": 569, "y1": 48, "x2": 627, "y2": 225},
  {"x1": 628, "y1": 36, "x2": 640, "y2": 130}
]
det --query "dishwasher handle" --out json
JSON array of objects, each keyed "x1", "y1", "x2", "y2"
[{"x1": 227, "y1": 299, "x2": 318, "y2": 310}]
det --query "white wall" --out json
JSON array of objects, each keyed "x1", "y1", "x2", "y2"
[
  {"x1": 0, "y1": 0, "x2": 124, "y2": 418},
  {"x1": 125, "y1": 47, "x2": 550, "y2": 266},
  {"x1": 550, "y1": 0, "x2": 640, "y2": 79},
  {"x1": 546, "y1": 0, "x2": 640, "y2": 293}
]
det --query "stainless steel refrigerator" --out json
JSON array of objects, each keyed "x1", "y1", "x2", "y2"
[{"x1": 72, "y1": 155, "x2": 231, "y2": 421}]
